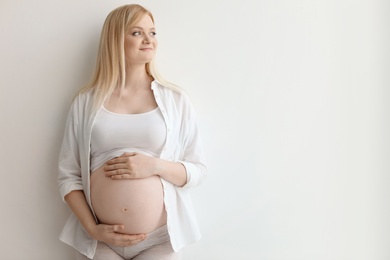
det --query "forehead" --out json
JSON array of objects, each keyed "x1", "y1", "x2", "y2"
[{"x1": 130, "y1": 14, "x2": 155, "y2": 29}]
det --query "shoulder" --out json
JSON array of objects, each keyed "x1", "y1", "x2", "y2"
[
  {"x1": 152, "y1": 80, "x2": 191, "y2": 106},
  {"x1": 75, "y1": 89, "x2": 94, "y2": 103},
  {"x1": 152, "y1": 81, "x2": 198, "y2": 124},
  {"x1": 66, "y1": 89, "x2": 96, "y2": 123},
  {"x1": 71, "y1": 89, "x2": 94, "y2": 110}
]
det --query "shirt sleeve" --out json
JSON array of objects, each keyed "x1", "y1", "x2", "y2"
[
  {"x1": 177, "y1": 94, "x2": 207, "y2": 189},
  {"x1": 57, "y1": 98, "x2": 83, "y2": 203}
]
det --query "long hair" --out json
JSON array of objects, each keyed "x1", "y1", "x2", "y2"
[{"x1": 79, "y1": 4, "x2": 179, "y2": 108}]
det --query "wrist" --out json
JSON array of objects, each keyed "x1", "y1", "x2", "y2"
[
  {"x1": 85, "y1": 222, "x2": 99, "y2": 240},
  {"x1": 154, "y1": 157, "x2": 164, "y2": 176}
]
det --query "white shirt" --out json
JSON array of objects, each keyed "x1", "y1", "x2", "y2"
[{"x1": 57, "y1": 81, "x2": 207, "y2": 259}]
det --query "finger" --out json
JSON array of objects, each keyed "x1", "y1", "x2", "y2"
[
  {"x1": 122, "y1": 152, "x2": 137, "y2": 157},
  {"x1": 112, "y1": 225, "x2": 125, "y2": 233},
  {"x1": 128, "y1": 238, "x2": 145, "y2": 246},
  {"x1": 130, "y1": 233, "x2": 147, "y2": 239},
  {"x1": 128, "y1": 235, "x2": 146, "y2": 241},
  {"x1": 124, "y1": 234, "x2": 146, "y2": 243},
  {"x1": 104, "y1": 163, "x2": 128, "y2": 171},
  {"x1": 105, "y1": 169, "x2": 131, "y2": 178},
  {"x1": 111, "y1": 233, "x2": 145, "y2": 246},
  {"x1": 110, "y1": 174, "x2": 134, "y2": 180},
  {"x1": 106, "y1": 157, "x2": 128, "y2": 165}
]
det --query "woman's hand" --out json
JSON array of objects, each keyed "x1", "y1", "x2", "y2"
[
  {"x1": 104, "y1": 152, "x2": 159, "y2": 180},
  {"x1": 91, "y1": 223, "x2": 146, "y2": 247}
]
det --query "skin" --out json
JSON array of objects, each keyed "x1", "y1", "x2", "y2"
[{"x1": 65, "y1": 14, "x2": 187, "y2": 247}]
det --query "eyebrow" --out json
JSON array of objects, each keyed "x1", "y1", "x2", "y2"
[{"x1": 131, "y1": 26, "x2": 156, "y2": 30}]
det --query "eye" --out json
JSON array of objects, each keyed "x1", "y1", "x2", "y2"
[
  {"x1": 150, "y1": 31, "x2": 157, "y2": 37},
  {"x1": 132, "y1": 31, "x2": 141, "y2": 36}
]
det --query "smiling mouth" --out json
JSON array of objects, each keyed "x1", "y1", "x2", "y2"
[{"x1": 140, "y1": 48, "x2": 153, "y2": 51}]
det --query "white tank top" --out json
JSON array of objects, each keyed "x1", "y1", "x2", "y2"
[{"x1": 90, "y1": 106, "x2": 167, "y2": 172}]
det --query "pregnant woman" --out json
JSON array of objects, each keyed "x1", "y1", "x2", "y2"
[{"x1": 57, "y1": 4, "x2": 207, "y2": 260}]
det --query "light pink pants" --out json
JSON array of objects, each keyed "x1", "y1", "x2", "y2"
[{"x1": 75, "y1": 225, "x2": 181, "y2": 260}]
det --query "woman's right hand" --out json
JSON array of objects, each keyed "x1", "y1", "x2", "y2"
[{"x1": 91, "y1": 223, "x2": 147, "y2": 247}]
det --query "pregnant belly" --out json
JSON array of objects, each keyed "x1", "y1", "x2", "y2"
[{"x1": 90, "y1": 166, "x2": 167, "y2": 234}]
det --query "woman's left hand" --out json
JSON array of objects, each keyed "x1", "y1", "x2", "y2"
[{"x1": 104, "y1": 152, "x2": 159, "y2": 180}]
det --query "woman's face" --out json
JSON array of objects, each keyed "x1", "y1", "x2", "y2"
[{"x1": 124, "y1": 14, "x2": 157, "y2": 66}]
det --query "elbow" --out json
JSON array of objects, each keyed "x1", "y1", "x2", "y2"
[{"x1": 181, "y1": 163, "x2": 207, "y2": 189}]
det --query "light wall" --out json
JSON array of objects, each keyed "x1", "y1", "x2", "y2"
[{"x1": 1, "y1": 0, "x2": 389, "y2": 259}]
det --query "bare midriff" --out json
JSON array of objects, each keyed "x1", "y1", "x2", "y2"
[{"x1": 90, "y1": 165, "x2": 167, "y2": 234}]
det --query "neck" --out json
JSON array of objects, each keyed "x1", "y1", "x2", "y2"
[{"x1": 122, "y1": 64, "x2": 153, "y2": 91}]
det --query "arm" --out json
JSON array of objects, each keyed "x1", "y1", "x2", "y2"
[
  {"x1": 176, "y1": 94, "x2": 207, "y2": 189},
  {"x1": 156, "y1": 160, "x2": 187, "y2": 187},
  {"x1": 58, "y1": 97, "x2": 145, "y2": 246},
  {"x1": 65, "y1": 190, "x2": 146, "y2": 246},
  {"x1": 64, "y1": 190, "x2": 101, "y2": 238},
  {"x1": 104, "y1": 153, "x2": 187, "y2": 187},
  {"x1": 104, "y1": 93, "x2": 206, "y2": 188}
]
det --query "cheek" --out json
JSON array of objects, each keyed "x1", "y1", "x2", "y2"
[
  {"x1": 124, "y1": 38, "x2": 139, "y2": 51},
  {"x1": 125, "y1": 42, "x2": 136, "y2": 50}
]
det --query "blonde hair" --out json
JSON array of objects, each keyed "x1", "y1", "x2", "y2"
[{"x1": 79, "y1": 4, "x2": 179, "y2": 107}]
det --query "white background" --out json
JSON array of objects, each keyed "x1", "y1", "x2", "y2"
[{"x1": 1, "y1": 0, "x2": 389, "y2": 259}]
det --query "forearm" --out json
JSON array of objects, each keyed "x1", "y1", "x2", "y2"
[
  {"x1": 64, "y1": 190, "x2": 98, "y2": 238},
  {"x1": 156, "y1": 159, "x2": 187, "y2": 187}
]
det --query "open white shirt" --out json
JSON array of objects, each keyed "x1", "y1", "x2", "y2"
[{"x1": 57, "y1": 81, "x2": 207, "y2": 259}]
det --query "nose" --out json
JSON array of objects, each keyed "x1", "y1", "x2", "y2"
[{"x1": 143, "y1": 35, "x2": 151, "y2": 44}]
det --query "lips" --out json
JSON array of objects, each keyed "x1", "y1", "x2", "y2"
[{"x1": 139, "y1": 48, "x2": 153, "y2": 51}]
